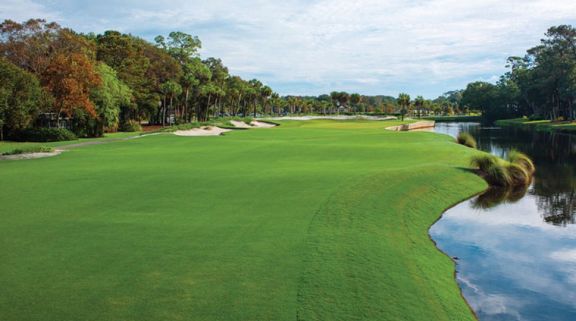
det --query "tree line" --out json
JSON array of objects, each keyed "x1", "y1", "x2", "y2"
[
  {"x1": 0, "y1": 19, "x2": 476, "y2": 141},
  {"x1": 268, "y1": 91, "x2": 469, "y2": 118},
  {"x1": 461, "y1": 25, "x2": 576, "y2": 123},
  {"x1": 0, "y1": 19, "x2": 278, "y2": 139}
]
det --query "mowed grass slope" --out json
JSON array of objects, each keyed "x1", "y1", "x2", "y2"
[{"x1": 0, "y1": 120, "x2": 486, "y2": 321}]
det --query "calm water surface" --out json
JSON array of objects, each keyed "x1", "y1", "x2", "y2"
[{"x1": 430, "y1": 122, "x2": 576, "y2": 321}]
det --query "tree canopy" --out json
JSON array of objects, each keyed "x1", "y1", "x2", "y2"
[{"x1": 461, "y1": 24, "x2": 576, "y2": 123}]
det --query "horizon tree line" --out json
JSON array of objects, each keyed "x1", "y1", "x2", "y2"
[
  {"x1": 460, "y1": 25, "x2": 576, "y2": 123},
  {"x1": 0, "y1": 18, "x2": 472, "y2": 141}
]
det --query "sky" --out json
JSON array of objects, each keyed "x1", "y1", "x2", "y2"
[{"x1": 1, "y1": 0, "x2": 576, "y2": 98}]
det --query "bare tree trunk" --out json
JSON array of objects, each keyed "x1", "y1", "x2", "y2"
[
  {"x1": 169, "y1": 95, "x2": 174, "y2": 125},
  {"x1": 162, "y1": 96, "x2": 167, "y2": 127},
  {"x1": 219, "y1": 96, "x2": 224, "y2": 118},
  {"x1": 184, "y1": 88, "x2": 190, "y2": 121},
  {"x1": 206, "y1": 94, "x2": 212, "y2": 121},
  {"x1": 236, "y1": 94, "x2": 242, "y2": 116}
]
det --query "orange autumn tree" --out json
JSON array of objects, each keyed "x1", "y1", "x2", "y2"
[
  {"x1": 0, "y1": 19, "x2": 101, "y2": 124},
  {"x1": 44, "y1": 53, "x2": 101, "y2": 122}
]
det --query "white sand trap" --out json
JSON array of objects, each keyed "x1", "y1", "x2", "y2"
[
  {"x1": 230, "y1": 120, "x2": 253, "y2": 128},
  {"x1": 250, "y1": 120, "x2": 277, "y2": 128},
  {"x1": 174, "y1": 126, "x2": 231, "y2": 136},
  {"x1": 0, "y1": 149, "x2": 64, "y2": 161},
  {"x1": 386, "y1": 121, "x2": 435, "y2": 132}
]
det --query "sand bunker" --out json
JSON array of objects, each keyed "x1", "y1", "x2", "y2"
[
  {"x1": 174, "y1": 126, "x2": 231, "y2": 136},
  {"x1": 250, "y1": 120, "x2": 277, "y2": 128},
  {"x1": 0, "y1": 149, "x2": 64, "y2": 161},
  {"x1": 229, "y1": 120, "x2": 252, "y2": 128},
  {"x1": 386, "y1": 121, "x2": 436, "y2": 132}
]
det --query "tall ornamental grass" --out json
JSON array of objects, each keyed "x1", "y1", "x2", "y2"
[{"x1": 470, "y1": 151, "x2": 535, "y2": 187}]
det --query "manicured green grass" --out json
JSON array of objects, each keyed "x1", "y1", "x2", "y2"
[
  {"x1": 496, "y1": 118, "x2": 576, "y2": 133},
  {"x1": 0, "y1": 120, "x2": 486, "y2": 321}
]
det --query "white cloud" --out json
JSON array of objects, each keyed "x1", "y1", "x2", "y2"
[
  {"x1": 0, "y1": 0, "x2": 59, "y2": 22},
  {"x1": 550, "y1": 249, "x2": 576, "y2": 263},
  {"x1": 2, "y1": 0, "x2": 576, "y2": 96}
]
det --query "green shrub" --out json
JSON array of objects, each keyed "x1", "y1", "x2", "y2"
[
  {"x1": 508, "y1": 149, "x2": 535, "y2": 174},
  {"x1": 11, "y1": 128, "x2": 77, "y2": 142},
  {"x1": 120, "y1": 120, "x2": 142, "y2": 132},
  {"x1": 528, "y1": 114, "x2": 545, "y2": 121},
  {"x1": 456, "y1": 132, "x2": 477, "y2": 149}
]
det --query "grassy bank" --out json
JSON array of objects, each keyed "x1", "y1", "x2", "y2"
[
  {"x1": 424, "y1": 115, "x2": 482, "y2": 122},
  {"x1": 0, "y1": 120, "x2": 486, "y2": 321},
  {"x1": 0, "y1": 132, "x2": 142, "y2": 155},
  {"x1": 496, "y1": 117, "x2": 576, "y2": 133}
]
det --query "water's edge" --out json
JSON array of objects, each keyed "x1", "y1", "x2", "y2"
[
  {"x1": 428, "y1": 188, "x2": 487, "y2": 321},
  {"x1": 426, "y1": 125, "x2": 485, "y2": 320}
]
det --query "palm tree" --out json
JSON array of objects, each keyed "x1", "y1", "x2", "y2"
[
  {"x1": 260, "y1": 86, "x2": 273, "y2": 115},
  {"x1": 414, "y1": 95, "x2": 424, "y2": 118},
  {"x1": 397, "y1": 93, "x2": 411, "y2": 121}
]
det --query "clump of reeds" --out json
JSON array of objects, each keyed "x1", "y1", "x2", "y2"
[
  {"x1": 506, "y1": 163, "x2": 531, "y2": 186},
  {"x1": 470, "y1": 151, "x2": 535, "y2": 187},
  {"x1": 470, "y1": 154, "x2": 499, "y2": 172},
  {"x1": 508, "y1": 149, "x2": 535, "y2": 174},
  {"x1": 457, "y1": 132, "x2": 477, "y2": 149}
]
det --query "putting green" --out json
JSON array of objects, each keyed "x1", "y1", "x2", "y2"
[{"x1": 0, "y1": 120, "x2": 485, "y2": 321}]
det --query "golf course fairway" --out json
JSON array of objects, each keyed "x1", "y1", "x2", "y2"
[{"x1": 0, "y1": 120, "x2": 486, "y2": 321}]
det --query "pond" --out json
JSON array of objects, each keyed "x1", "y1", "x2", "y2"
[{"x1": 430, "y1": 122, "x2": 576, "y2": 321}]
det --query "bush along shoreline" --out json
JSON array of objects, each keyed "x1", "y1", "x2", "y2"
[
  {"x1": 456, "y1": 132, "x2": 477, "y2": 149},
  {"x1": 470, "y1": 150, "x2": 535, "y2": 187}
]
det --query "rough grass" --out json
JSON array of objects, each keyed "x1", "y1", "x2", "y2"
[
  {"x1": 456, "y1": 132, "x2": 477, "y2": 149},
  {"x1": 506, "y1": 163, "x2": 530, "y2": 186},
  {"x1": 0, "y1": 132, "x2": 140, "y2": 155},
  {"x1": 508, "y1": 149, "x2": 535, "y2": 174},
  {"x1": 470, "y1": 151, "x2": 534, "y2": 187},
  {"x1": 0, "y1": 119, "x2": 486, "y2": 321},
  {"x1": 1, "y1": 145, "x2": 54, "y2": 156}
]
